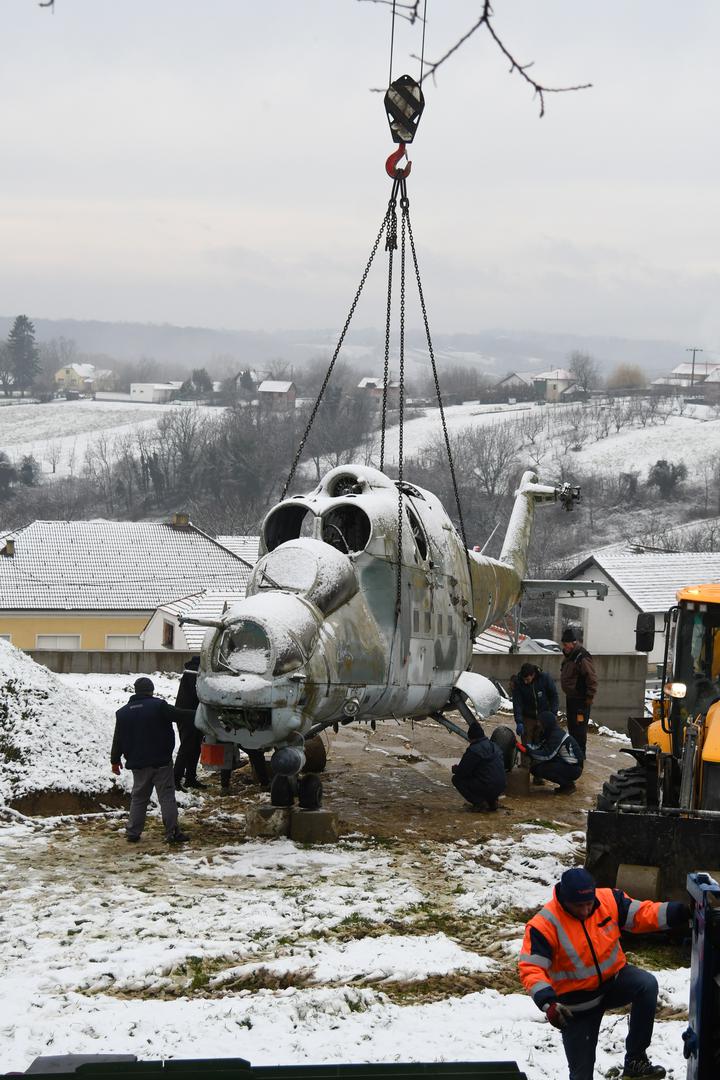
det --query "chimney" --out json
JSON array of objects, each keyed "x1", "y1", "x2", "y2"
[
  {"x1": 170, "y1": 512, "x2": 190, "y2": 529},
  {"x1": 3, "y1": 539, "x2": 15, "y2": 557}
]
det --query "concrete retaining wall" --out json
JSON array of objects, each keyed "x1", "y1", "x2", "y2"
[
  {"x1": 28, "y1": 651, "x2": 195, "y2": 675},
  {"x1": 30, "y1": 649, "x2": 646, "y2": 734},
  {"x1": 471, "y1": 652, "x2": 646, "y2": 733}
]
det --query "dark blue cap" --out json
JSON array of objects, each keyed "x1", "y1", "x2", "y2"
[{"x1": 559, "y1": 867, "x2": 596, "y2": 904}]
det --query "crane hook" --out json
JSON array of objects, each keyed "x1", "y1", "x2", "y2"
[{"x1": 386, "y1": 143, "x2": 412, "y2": 179}]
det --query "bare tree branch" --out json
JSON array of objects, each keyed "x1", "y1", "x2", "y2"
[{"x1": 364, "y1": 0, "x2": 592, "y2": 116}]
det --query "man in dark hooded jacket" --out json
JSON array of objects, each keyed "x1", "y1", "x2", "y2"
[
  {"x1": 512, "y1": 662, "x2": 559, "y2": 743},
  {"x1": 111, "y1": 677, "x2": 194, "y2": 844},
  {"x1": 451, "y1": 720, "x2": 506, "y2": 811},
  {"x1": 173, "y1": 656, "x2": 205, "y2": 791},
  {"x1": 525, "y1": 710, "x2": 584, "y2": 794}
]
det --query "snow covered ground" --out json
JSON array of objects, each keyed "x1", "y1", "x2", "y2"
[
  {"x1": 0, "y1": 643, "x2": 691, "y2": 1078},
  {"x1": 382, "y1": 401, "x2": 720, "y2": 480},
  {"x1": 0, "y1": 399, "x2": 217, "y2": 477}
]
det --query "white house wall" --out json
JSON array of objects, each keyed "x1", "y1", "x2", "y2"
[{"x1": 553, "y1": 566, "x2": 665, "y2": 670}]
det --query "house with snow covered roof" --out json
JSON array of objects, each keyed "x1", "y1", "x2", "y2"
[
  {"x1": 54, "y1": 363, "x2": 114, "y2": 394},
  {"x1": 257, "y1": 380, "x2": 296, "y2": 410},
  {"x1": 555, "y1": 549, "x2": 720, "y2": 666},
  {"x1": 0, "y1": 516, "x2": 252, "y2": 654},
  {"x1": 141, "y1": 590, "x2": 248, "y2": 652},
  {"x1": 357, "y1": 376, "x2": 400, "y2": 408}
]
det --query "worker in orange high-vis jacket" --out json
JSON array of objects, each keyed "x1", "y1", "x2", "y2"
[{"x1": 518, "y1": 867, "x2": 689, "y2": 1080}]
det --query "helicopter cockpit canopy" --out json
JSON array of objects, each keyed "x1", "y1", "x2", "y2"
[
  {"x1": 250, "y1": 538, "x2": 359, "y2": 617},
  {"x1": 215, "y1": 593, "x2": 320, "y2": 679},
  {"x1": 263, "y1": 501, "x2": 372, "y2": 558}
]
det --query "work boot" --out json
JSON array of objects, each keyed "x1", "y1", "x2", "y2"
[
  {"x1": 174, "y1": 781, "x2": 186, "y2": 792},
  {"x1": 184, "y1": 779, "x2": 207, "y2": 790},
  {"x1": 553, "y1": 783, "x2": 577, "y2": 795},
  {"x1": 126, "y1": 833, "x2": 140, "y2": 843},
  {"x1": 167, "y1": 829, "x2": 189, "y2": 844},
  {"x1": 621, "y1": 1054, "x2": 666, "y2": 1079},
  {"x1": 486, "y1": 799, "x2": 499, "y2": 812},
  {"x1": 532, "y1": 776, "x2": 545, "y2": 786}
]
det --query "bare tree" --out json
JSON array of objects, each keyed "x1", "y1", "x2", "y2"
[
  {"x1": 569, "y1": 350, "x2": 601, "y2": 394},
  {"x1": 362, "y1": 1, "x2": 592, "y2": 117}
]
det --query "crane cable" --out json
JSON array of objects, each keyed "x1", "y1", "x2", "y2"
[{"x1": 282, "y1": 0, "x2": 469, "y2": 562}]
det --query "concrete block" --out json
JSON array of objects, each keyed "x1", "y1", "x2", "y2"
[
  {"x1": 505, "y1": 765, "x2": 531, "y2": 796},
  {"x1": 246, "y1": 804, "x2": 291, "y2": 839},
  {"x1": 290, "y1": 808, "x2": 339, "y2": 844}
]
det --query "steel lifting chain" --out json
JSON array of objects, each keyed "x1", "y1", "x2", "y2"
[
  {"x1": 380, "y1": 177, "x2": 400, "y2": 471},
  {"x1": 394, "y1": 188, "x2": 408, "y2": 616},
  {"x1": 405, "y1": 209, "x2": 470, "y2": 553},
  {"x1": 282, "y1": 200, "x2": 395, "y2": 500}
]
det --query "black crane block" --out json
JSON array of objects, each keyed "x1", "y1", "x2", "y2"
[{"x1": 384, "y1": 75, "x2": 425, "y2": 144}]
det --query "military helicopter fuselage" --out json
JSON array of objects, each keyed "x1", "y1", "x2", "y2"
[{"x1": 190, "y1": 464, "x2": 568, "y2": 787}]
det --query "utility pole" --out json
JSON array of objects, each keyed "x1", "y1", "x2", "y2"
[{"x1": 686, "y1": 346, "x2": 703, "y2": 389}]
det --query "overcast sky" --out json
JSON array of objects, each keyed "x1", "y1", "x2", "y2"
[{"x1": 2, "y1": 1, "x2": 720, "y2": 348}]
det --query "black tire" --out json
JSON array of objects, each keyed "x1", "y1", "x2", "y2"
[
  {"x1": 303, "y1": 735, "x2": 327, "y2": 774},
  {"x1": 298, "y1": 774, "x2": 323, "y2": 810},
  {"x1": 491, "y1": 724, "x2": 518, "y2": 772},
  {"x1": 596, "y1": 765, "x2": 648, "y2": 812},
  {"x1": 270, "y1": 774, "x2": 295, "y2": 807}
]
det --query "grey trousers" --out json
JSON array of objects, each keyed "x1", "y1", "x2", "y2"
[{"x1": 127, "y1": 764, "x2": 178, "y2": 840}]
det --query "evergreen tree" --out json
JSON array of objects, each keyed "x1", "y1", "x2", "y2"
[{"x1": 7, "y1": 315, "x2": 40, "y2": 397}]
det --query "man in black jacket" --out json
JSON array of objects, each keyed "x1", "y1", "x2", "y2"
[
  {"x1": 512, "y1": 662, "x2": 559, "y2": 744},
  {"x1": 111, "y1": 677, "x2": 194, "y2": 844},
  {"x1": 451, "y1": 720, "x2": 506, "y2": 812},
  {"x1": 173, "y1": 656, "x2": 205, "y2": 791}
]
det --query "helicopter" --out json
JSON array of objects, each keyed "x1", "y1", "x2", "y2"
[{"x1": 182, "y1": 462, "x2": 579, "y2": 808}]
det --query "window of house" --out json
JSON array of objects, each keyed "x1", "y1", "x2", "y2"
[
  {"x1": 412, "y1": 609, "x2": 420, "y2": 633},
  {"x1": 162, "y1": 621, "x2": 175, "y2": 648},
  {"x1": 424, "y1": 611, "x2": 432, "y2": 633},
  {"x1": 106, "y1": 635, "x2": 143, "y2": 651},
  {"x1": 437, "y1": 614, "x2": 443, "y2": 635},
  {"x1": 36, "y1": 634, "x2": 81, "y2": 650}
]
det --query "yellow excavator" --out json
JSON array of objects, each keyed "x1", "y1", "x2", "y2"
[{"x1": 585, "y1": 583, "x2": 720, "y2": 898}]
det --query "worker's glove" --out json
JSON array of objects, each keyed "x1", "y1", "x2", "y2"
[
  {"x1": 516, "y1": 722, "x2": 524, "y2": 737},
  {"x1": 544, "y1": 1002, "x2": 573, "y2": 1029},
  {"x1": 516, "y1": 740, "x2": 527, "y2": 754},
  {"x1": 576, "y1": 713, "x2": 586, "y2": 724},
  {"x1": 111, "y1": 763, "x2": 122, "y2": 776},
  {"x1": 669, "y1": 903, "x2": 692, "y2": 927},
  {"x1": 451, "y1": 764, "x2": 458, "y2": 774}
]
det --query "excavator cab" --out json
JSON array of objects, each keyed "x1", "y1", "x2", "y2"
[{"x1": 586, "y1": 584, "x2": 720, "y2": 898}]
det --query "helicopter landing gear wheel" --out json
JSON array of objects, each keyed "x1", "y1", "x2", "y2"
[
  {"x1": 490, "y1": 724, "x2": 518, "y2": 772},
  {"x1": 270, "y1": 774, "x2": 295, "y2": 807},
  {"x1": 298, "y1": 774, "x2": 323, "y2": 810}
]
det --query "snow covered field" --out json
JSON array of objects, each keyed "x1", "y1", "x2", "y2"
[
  {"x1": 0, "y1": 643, "x2": 691, "y2": 1079},
  {"x1": 0, "y1": 399, "x2": 217, "y2": 477}
]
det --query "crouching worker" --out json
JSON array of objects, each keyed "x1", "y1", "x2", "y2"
[
  {"x1": 519, "y1": 866, "x2": 690, "y2": 1080},
  {"x1": 526, "y1": 710, "x2": 584, "y2": 794},
  {"x1": 111, "y1": 677, "x2": 194, "y2": 844},
  {"x1": 451, "y1": 720, "x2": 506, "y2": 812}
]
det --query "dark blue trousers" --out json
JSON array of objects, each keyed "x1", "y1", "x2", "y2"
[{"x1": 560, "y1": 964, "x2": 659, "y2": 1080}]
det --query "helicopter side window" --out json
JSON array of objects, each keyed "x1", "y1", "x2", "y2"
[
  {"x1": 264, "y1": 504, "x2": 315, "y2": 552},
  {"x1": 321, "y1": 506, "x2": 371, "y2": 554},
  {"x1": 405, "y1": 506, "x2": 428, "y2": 561}
]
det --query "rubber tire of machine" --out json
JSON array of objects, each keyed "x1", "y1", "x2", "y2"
[
  {"x1": 270, "y1": 774, "x2": 295, "y2": 807},
  {"x1": 298, "y1": 773, "x2": 323, "y2": 810},
  {"x1": 596, "y1": 765, "x2": 648, "y2": 812},
  {"x1": 302, "y1": 735, "x2": 328, "y2": 774},
  {"x1": 490, "y1": 724, "x2": 518, "y2": 772}
]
